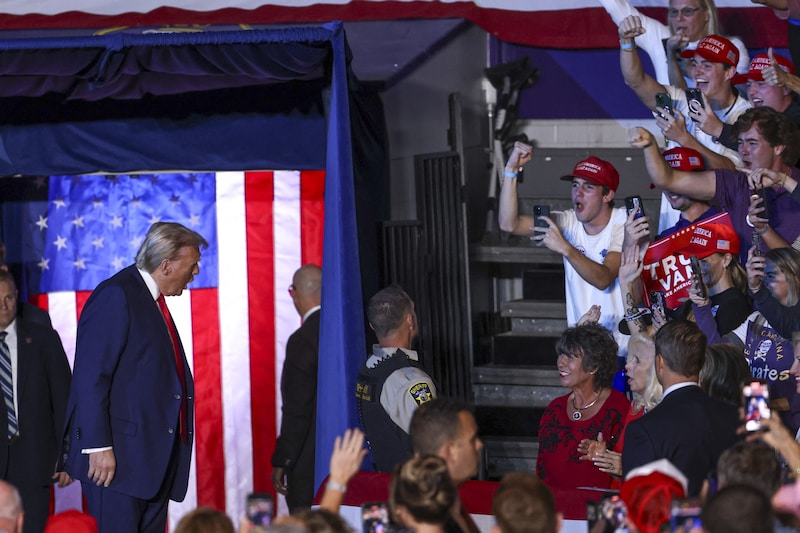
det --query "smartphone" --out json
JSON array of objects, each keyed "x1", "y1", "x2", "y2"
[
  {"x1": 744, "y1": 381, "x2": 771, "y2": 432},
  {"x1": 649, "y1": 290, "x2": 666, "y2": 316},
  {"x1": 756, "y1": 187, "x2": 770, "y2": 220},
  {"x1": 625, "y1": 195, "x2": 645, "y2": 220},
  {"x1": 587, "y1": 495, "x2": 629, "y2": 533},
  {"x1": 246, "y1": 492, "x2": 273, "y2": 527},
  {"x1": 670, "y1": 498, "x2": 702, "y2": 532},
  {"x1": 751, "y1": 230, "x2": 763, "y2": 257},
  {"x1": 655, "y1": 92, "x2": 674, "y2": 120},
  {"x1": 361, "y1": 502, "x2": 390, "y2": 533},
  {"x1": 689, "y1": 255, "x2": 707, "y2": 299},
  {"x1": 685, "y1": 88, "x2": 703, "y2": 123},
  {"x1": 533, "y1": 205, "x2": 550, "y2": 232}
]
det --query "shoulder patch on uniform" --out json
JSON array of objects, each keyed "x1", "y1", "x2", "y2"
[{"x1": 408, "y1": 382, "x2": 433, "y2": 406}]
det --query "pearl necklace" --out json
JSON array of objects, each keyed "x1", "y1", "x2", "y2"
[{"x1": 571, "y1": 392, "x2": 600, "y2": 421}]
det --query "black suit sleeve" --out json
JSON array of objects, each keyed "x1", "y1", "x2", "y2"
[
  {"x1": 42, "y1": 327, "x2": 72, "y2": 454},
  {"x1": 621, "y1": 418, "x2": 655, "y2": 479},
  {"x1": 271, "y1": 322, "x2": 319, "y2": 469}
]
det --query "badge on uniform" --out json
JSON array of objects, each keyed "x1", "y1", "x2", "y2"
[{"x1": 408, "y1": 382, "x2": 433, "y2": 406}]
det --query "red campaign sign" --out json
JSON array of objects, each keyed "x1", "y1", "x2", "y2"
[{"x1": 641, "y1": 212, "x2": 734, "y2": 310}]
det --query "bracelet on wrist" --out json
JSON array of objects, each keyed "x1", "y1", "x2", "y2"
[
  {"x1": 745, "y1": 214, "x2": 755, "y2": 228},
  {"x1": 620, "y1": 40, "x2": 636, "y2": 51},
  {"x1": 326, "y1": 480, "x2": 347, "y2": 493},
  {"x1": 780, "y1": 172, "x2": 789, "y2": 189},
  {"x1": 754, "y1": 223, "x2": 770, "y2": 236},
  {"x1": 503, "y1": 170, "x2": 518, "y2": 179}
]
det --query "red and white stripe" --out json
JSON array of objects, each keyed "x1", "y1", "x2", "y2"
[
  {"x1": 38, "y1": 170, "x2": 325, "y2": 529},
  {"x1": 0, "y1": 1, "x2": 783, "y2": 49}
]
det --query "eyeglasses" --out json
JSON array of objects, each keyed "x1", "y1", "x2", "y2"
[
  {"x1": 668, "y1": 7, "x2": 703, "y2": 18},
  {"x1": 288, "y1": 284, "x2": 296, "y2": 297}
]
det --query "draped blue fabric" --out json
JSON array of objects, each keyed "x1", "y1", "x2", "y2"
[
  {"x1": 315, "y1": 22, "x2": 367, "y2": 492},
  {"x1": 0, "y1": 21, "x2": 365, "y2": 498},
  {"x1": 0, "y1": 26, "x2": 343, "y2": 174}
]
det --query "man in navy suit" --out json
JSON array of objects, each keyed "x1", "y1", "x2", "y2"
[
  {"x1": 63, "y1": 222, "x2": 207, "y2": 533},
  {"x1": 622, "y1": 320, "x2": 739, "y2": 496},
  {"x1": 0, "y1": 270, "x2": 71, "y2": 533}
]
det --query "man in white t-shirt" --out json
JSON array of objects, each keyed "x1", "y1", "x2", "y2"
[
  {"x1": 619, "y1": 19, "x2": 751, "y2": 232},
  {"x1": 498, "y1": 142, "x2": 627, "y2": 353}
]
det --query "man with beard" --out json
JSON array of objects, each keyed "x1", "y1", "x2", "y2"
[{"x1": 498, "y1": 142, "x2": 627, "y2": 353}]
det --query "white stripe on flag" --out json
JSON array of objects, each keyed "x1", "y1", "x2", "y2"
[
  {"x1": 272, "y1": 170, "x2": 303, "y2": 515},
  {"x1": 166, "y1": 292, "x2": 198, "y2": 529},
  {"x1": 47, "y1": 292, "x2": 78, "y2": 369},
  {"x1": 216, "y1": 172, "x2": 254, "y2": 525},
  {"x1": 48, "y1": 291, "x2": 83, "y2": 514}
]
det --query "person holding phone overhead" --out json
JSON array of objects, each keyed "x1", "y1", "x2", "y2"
[
  {"x1": 627, "y1": 107, "x2": 800, "y2": 265},
  {"x1": 619, "y1": 17, "x2": 751, "y2": 234},
  {"x1": 498, "y1": 142, "x2": 628, "y2": 356},
  {"x1": 597, "y1": 0, "x2": 748, "y2": 87}
]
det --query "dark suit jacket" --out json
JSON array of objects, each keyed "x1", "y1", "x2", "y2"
[
  {"x1": 18, "y1": 302, "x2": 53, "y2": 330},
  {"x1": 271, "y1": 309, "x2": 320, "y2": 509},
  {"x1": 63, "y1": 265, "x2": 194, "y2": 501},
  {"x1": 0, "y1": 319, "x2": 71, "y2": 483},
  {"x1": 622, "y1": 384, "x2": 739, "y2": 496}
]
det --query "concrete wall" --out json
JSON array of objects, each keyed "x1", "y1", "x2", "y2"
[{"x1": 382, "y1": 24, "x2": 489, "y2": 224}]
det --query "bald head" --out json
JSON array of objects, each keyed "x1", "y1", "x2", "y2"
[
  {"x1": 0, "y1": 481, "x2": 23, "y2": 533},
  {"x1": 291, "y1": 264, "x2": 322, "y2": 316}
]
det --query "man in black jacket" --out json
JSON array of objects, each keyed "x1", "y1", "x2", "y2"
[
  {"x1": 271, "y1": 264, "x2": 321, "y2": 511},
  {"x1": 622, "y1": 320, "x2": 739, "y2": 496}
]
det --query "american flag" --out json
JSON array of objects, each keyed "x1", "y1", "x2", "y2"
[{"x1": 7, "y1": 170, "x2": 324, "y2": 528}]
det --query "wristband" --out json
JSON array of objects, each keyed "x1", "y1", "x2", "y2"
[
  {"x1": 620, "y1": 41, "x2": 636, "y2": 50},
  {"x1": 503, "y1": 170, "x2": 518, "y2": 179},
  {"x1": 754, "y1": 223, "x2": 770, "y2": 236},
  {"x1": 326, "y1": 480, "x2": 347, "y2": 493}
]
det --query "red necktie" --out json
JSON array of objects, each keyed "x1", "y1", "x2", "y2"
[{"x1": 156, "y1": 294, "x2": 188, "y2": 443}]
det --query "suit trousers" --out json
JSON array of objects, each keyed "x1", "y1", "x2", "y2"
[{"x1": 83, "y1": 437, "x2": 180, "y2": 533}]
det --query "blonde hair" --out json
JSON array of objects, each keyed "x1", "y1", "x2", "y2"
[{"x1": 627, "y1": 335, "x2": 662, "y2": 412}]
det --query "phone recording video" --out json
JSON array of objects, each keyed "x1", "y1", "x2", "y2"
[
  {"x1": 670, "y1": 498, "x2": 702, "y2": 533},
  {"x1": 246, "y1": 493, "x2": 273, "y2": 528},
  {"x1": 689, "y1": 255, "x2": 707, "y2": 299},
  {"x1": 533, "y1": 205, "x2": 550, "y2": 233},
  {"x1": 743, "y1": 381, "x2": 771, "y2": 432},
  {"x1": 649, "y1": 290, "x2": 666, "y2": 317},
  {"x1": 656, "y1": 93, "x2": 674, "y2": 120},
  {"x1": 361, "y1": 502, "x2": 390, "y2": 533},
  {"x1": 587, "y1": 495, "x2": 629, "y2": 533},
  {"x1": 751, "y1": 231, "x2": 763, "y2": 257},
  {"x1": 625, "y1": 196, "x2": 645, "y2": 220}
]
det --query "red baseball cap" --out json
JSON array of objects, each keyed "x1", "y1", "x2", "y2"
[
  {"x1": 680, "y1": 35, "x2": 739, "y2": 68},
  {"x1": 676, "y1": 222, "x2": 740, "y2": 259},
  {"x1": 740, "y1": 52, "x2": 795, "y2": 82},
  {"x1": 662, "y1": 147, "x2": 705, "y2": 172},
  {"x1": 559, "y1": 156, "x2": 619, "y2": 191},
  {"x1": 44, "y1": 510, "x2": 97, "y2": 533}
]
